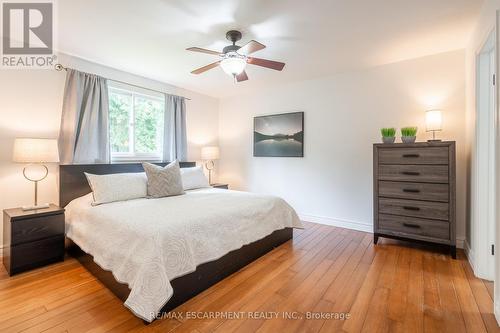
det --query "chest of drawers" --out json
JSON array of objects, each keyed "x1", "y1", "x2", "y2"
[{"x1": 373, "y1": 142, "x2": 456, "y2": 258}]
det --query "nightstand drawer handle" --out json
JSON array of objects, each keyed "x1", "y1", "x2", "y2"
[
  {"x1": 402, "y1": 154, "x2": 420, "y2": 158},
  {"x1": 403, "y1": 188, "x2": 420, "y2": 193},
  {"x1": 403, "y1": 206, "x2": 420, "y2": 211},
  {"x1": 403, "y1": 223, "x2": 421, "y2": 229},
  {"x1": 401, "y1": 171, "x2": 420, "y2": 176}
]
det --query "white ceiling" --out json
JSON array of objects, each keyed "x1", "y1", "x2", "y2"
[{"x1": 58, "y1": 0, "x2": 483, "y2": 98}]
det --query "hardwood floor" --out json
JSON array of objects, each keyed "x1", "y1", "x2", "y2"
[{"x1": 0, "y1": 221, "x2": 498, "y2": 332}]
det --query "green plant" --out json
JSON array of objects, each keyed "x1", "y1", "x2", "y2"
[
  {"x1": 401, "y1": 127, "x2": 418, "y2": 137},
  {"x1": 380, "y1": 128, "x2": 396, "y2": 137}
]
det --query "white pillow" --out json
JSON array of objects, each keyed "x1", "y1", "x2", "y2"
[
  {"x1": 180, "y1": 166, "x2": 210, "y2": 190},
  {"x1": 85, "y1": 172, "x2": 148, "y2": 205}
]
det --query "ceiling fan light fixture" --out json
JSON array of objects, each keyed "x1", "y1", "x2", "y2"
[
  {"x1": 220, "y1": 52, "x2": 247, "y2": 76},
  {"x1": 187, "y1": 30, "x2": 285, "y2": 82}
]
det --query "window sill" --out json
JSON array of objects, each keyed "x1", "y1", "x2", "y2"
[{"x1": 111, "y1": 155, "x2": 163, "y2": 163}]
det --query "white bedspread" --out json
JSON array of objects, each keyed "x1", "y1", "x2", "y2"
[{"x1": 65, "y1": 188, "x2": 302, "y2": 322}]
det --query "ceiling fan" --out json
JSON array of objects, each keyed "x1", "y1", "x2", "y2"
[{"x1": 186, "y1": 30, "x2": 285, "y2": 82}]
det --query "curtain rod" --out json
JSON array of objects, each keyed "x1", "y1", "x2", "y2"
[{"x1": 54, "y1": 64, "x2": 191, "y2": 101}]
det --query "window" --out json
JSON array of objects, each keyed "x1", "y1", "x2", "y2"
[{"x1": 108, "y1": 82, "x2": 165, "y2": 162}]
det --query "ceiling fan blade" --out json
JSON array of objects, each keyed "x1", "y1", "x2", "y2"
[
  {"x1": 235, "y1": 71, "x2": 248, "y2": 82},
  {"x1": 191, "y1": 61, "x2": 221, "y2": 74},
  {"x1": 237, "y1": 40, "x2": 266, "y2": 56},
  {"x1": 186, "y1": 47, "x2": 221, "y2": 56},
  {"x1": 247, "y1": 57, "x2": 285, "y2": 71}
]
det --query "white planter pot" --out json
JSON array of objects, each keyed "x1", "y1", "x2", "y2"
[{"x1": 401, "y1": 136, "x2": 416, "y2": 143}]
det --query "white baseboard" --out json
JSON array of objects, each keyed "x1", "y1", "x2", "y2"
[
  {"x1": 464, "y1": 239, "x2": 475, "y2": 269},
  {"x1": 299, "y1": 214, "x2": 373, "y2": 233},
  {"x1": 495, "y1": 301, "x2": 500, "y2": 325},
  {"x1": 300, "y1": 213, "x2": 465, "y2": 249}
]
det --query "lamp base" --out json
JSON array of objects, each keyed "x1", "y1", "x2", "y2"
[{"x1": 22, "y1": 203, "x2": 50, "y2": 211}]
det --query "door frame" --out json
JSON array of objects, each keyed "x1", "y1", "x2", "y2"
[
  {"x1": 473, "y1": 28, "x2": 497, "y2": 281},
  {"x1": 495, "y1": 12, "x2": 500, "y2": 322}
]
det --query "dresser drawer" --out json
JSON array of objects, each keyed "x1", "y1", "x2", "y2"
[
  {"x1": 10, "y1": 235, "x2": 64, "y2": 273},
  {"x1": 379, "y1": 198, "x2": 449, "y2": 221},
  {"x1": 378, "y1": 165, "x2": 449, "y2": 183},
  {"x1": 378, "y1": 147, "x2": 448, "y2": 165},
  {"x1": 11, "y1": 213, "x2": 64, "y2": 245},
  {"x1": 378, "y1": 214, "x2": 450, "y2": 242},
  {"x1": 379, "y1": 181, "x2": 449, "y2": 202}
]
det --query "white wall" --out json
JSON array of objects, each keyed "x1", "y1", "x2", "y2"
[
  {"x1": 465, "y1": 0, "x2": 500, "y2": 322},
  {"x1": 0, "y1": 53, "x2": 219, "y2": 250},
  {"x1": 219, "y1": 50, "x2": 466, "y2": 243}
]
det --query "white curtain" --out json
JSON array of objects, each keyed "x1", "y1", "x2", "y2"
[
  {"x1": 58, "y1": 69, "x2": 110, "y2": 164},
  {"x1": 163, "y1": 94, "x2": 187, "y2": 162}
]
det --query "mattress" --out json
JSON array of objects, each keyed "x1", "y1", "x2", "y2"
[{"x1": 65, "y1": 188, "x2": 302, "y2": 321}]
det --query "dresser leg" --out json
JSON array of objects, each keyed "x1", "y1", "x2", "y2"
[
  {"x1": 450, "y1": 246, "x2": 456, "y2": 259},
  {"x1": 374, "y1": 233, "x2": 379, "y2": 244}
]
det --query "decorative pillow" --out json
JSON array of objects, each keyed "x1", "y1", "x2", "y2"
[
  {"x1": 84, "y1": 172, "x2": 147, "y2": 206},
  {"x1": 180, "y1": 166, "x2": 210, "y2": 190},
  {"x1": 142, "y1": 161, "x2": 185, "y2": 198}
]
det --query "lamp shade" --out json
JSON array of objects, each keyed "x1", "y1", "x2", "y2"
[
  {"x1": 201, "y1": 146, "x2": 220, "y2": 160},
  {"x1": 13, "y1": 138, "x2": 60, "y2": 163},
  {"x1": 426, "y1": 110, "x2": 442, "y2": 132}
]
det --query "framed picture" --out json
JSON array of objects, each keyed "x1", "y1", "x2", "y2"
[{"x1": 253, "y1": 112, "x2": 304, "y2": 157}]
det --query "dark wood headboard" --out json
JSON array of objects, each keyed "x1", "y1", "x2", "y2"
[{"x1": 59, "y1": 162, "x2": 196, "y2": 207}]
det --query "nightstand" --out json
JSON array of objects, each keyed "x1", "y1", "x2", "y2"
[
  {"x1": 211, "y1": 183, "x2": 229, "y2": 189},
  {"x1": 3, "y1": 204, "x2": 65, "y2": 276}
]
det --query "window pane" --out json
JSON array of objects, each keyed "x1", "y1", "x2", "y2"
[
  {"x1": 109, "y1": 91, "x2": 132, "y2": 153},
  {"x1": 134, "y1": 96, "x2": 164, "y2": 154}
]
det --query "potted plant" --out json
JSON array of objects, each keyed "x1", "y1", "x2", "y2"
[
  {"x1": 381, "y1": 128, "x2": 396, "y2": 144},
  {"x1": 401, "y1": 127, "x2": 418, "y2": 143}
]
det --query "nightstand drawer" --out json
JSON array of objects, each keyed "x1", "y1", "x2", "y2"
[
  {"x1": 378, "y1": 214, "x2": 450, "y2": 242},
  {"x1": 11, "y1": 213, "x2": 64, "y2": 245},
  {"x1": 379, "y1": 181, "x2": 449, "y2": 202},
  {"x1": 10, "y1": 235, "x2": 64, "y2": 273},
  {"x1": 378, "y1": 147, "x2": 449, "y2": 165},
  {"x1": 212, "y1": 184, "x2": 229, "y2": 189},
  {"x1": 378, "y1": 164, "x2": 449, "y2": 183},
  {"x1": 379, "y1": 198, "x2": 449, "y2": 221}
]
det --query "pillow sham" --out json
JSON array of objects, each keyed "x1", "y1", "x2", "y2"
[
  {"x1": 180, "y1": 166, "x2": 210, "y2": 190},
  {"x1": 142, "y1": 161, "x2": 185, "y2": 198},
  {"x1": 84, "y1": 172, "x2": 147, "y2": 206}
]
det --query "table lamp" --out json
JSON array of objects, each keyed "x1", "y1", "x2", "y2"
[
  {"x1": 13, "y1": 138, "x2": 60, "y2": 211},
  {"x1": 425, "y1": 110, "x2": 443, "y2": 142},
  {"x1": 201, "y1": 146, "x2": 220, "y2": 185}
]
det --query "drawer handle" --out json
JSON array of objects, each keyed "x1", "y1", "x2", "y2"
[
  {"x1": 401, "y1": 171, "x2": 420, "y2": 176},
  {"x1": 403, "y1": 222, "x2": 421, "y2": 229},
  {"x1": 402, "y1": 154, "x2": 420, "y2": 158},
  {"x1": 403, "y1": 188, "x2": 420, "y2": 193},
  {"x1": 403, "y1": 206, "x2": 420, "y2": 211}
]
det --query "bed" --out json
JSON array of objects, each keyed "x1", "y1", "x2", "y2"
[{"x1": 60, "y1": 163, "x2": 302, "y2": 322}]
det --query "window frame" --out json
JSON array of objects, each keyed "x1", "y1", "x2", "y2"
[{"x1": 108, "y1": 82, "x2": 165, "y2": 162}]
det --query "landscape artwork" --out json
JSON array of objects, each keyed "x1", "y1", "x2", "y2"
[{"x1": 254, "y1": 112, "x2": 304, "y2": 157}]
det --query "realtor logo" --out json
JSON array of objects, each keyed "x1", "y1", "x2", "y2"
[{"x1": 1, "y1": 0, "x2": 56, "y2": 68}]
